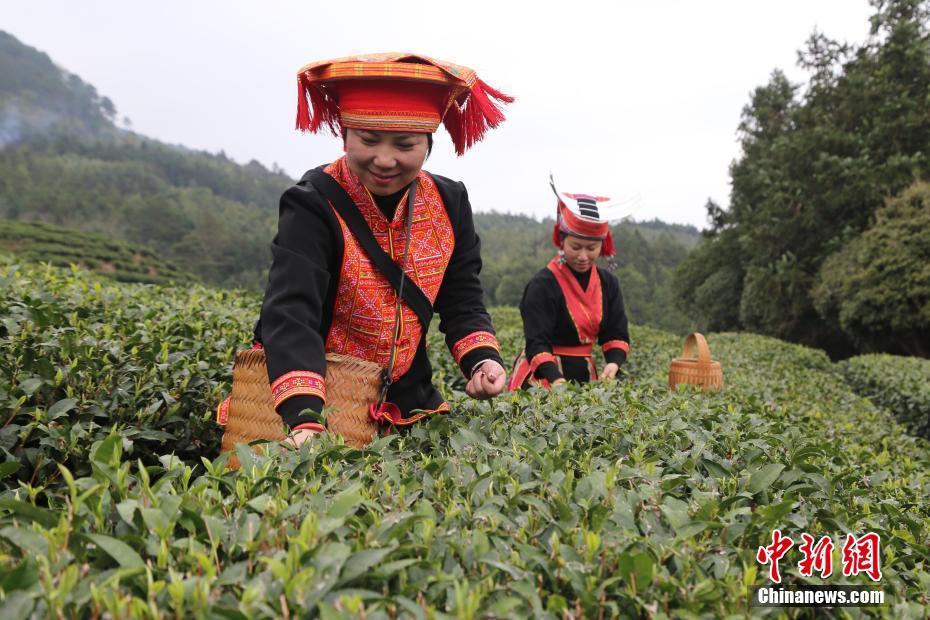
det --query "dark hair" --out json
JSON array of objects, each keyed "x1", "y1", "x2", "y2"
[
  {"x1": 341, "y1": 128, "x2": 433, "y2": 157},
  {"x1": 560, "y1": 231, "x2": 603, "y2": 244}
]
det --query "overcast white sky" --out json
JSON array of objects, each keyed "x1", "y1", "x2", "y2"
[{"x1": 4, "y1": 1, "x2": 875, "y2": 228}]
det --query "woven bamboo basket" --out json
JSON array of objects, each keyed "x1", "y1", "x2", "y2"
[
  {"x1": 668, "y1": 333, "x2": 724, "y2": 391},
  {"x1": 219, "y1": 349, "x2": 381, "y2": 468}
]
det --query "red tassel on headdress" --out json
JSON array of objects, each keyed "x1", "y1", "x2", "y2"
[
  {"x1": 296, "y1": 76, "x2": 311, "y2": 131},
  {"x1": 295, "y1": 73, "x2": 341, "y2": 135},
  {"x1": 601, "y1": 229, "x2": 616, "y2": 257},
  {"x1": 552, "y1": 224, "x2": 561, "y2": 248},
  {"x1": 444, "y1": 79, "x2": 514, "y2": 155}
]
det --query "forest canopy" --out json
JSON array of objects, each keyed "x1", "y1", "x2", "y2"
[{"x1": 673, "y1": 0, "x2": 930, "y2": 357}]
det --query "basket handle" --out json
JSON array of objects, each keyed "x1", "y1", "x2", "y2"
[{"x1": 681, "y1": 333, "x2": 712, "y2": 363}]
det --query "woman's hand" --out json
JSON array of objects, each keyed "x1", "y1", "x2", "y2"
[
  {"x1": 465, "y1": 360, "x2": 507, "y2": 399},
  {"x1": 287, "y1": 427, "x2": 322, "y2": 448},
  {"x1": 599, "y1": 363, "x2": 620, "y2": 381}
]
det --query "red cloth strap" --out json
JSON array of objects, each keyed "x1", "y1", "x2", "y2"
[
  {"x1": 546, "y1": 257, "x2": 603, "y2": 345},
  {"x1": 216, "y1": 397, "x2": 231, "y2": 425}
]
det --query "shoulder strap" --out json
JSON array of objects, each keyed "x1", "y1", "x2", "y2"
[{"x1": 305, "y1": 169, "x2": 433, "y2": 330}]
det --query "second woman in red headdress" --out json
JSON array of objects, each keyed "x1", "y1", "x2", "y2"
[{"x1": 509, "y1": 180, "x2": 631, "y2": 390}]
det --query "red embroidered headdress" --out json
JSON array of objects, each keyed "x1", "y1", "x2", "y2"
[
  {"x1": 295, "y1": 53, "x2": 514, "y2": 155},
  {"x1": 550, "y1": 177, "x2": 617, "y2": 257}
]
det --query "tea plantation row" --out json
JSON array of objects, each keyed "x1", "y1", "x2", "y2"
[
  {"x1": 841, "y1": 354, "x2": 930, "y2": 440},
  {"x1": 0, "y1": 258, "x2": 928, "y2": 618},
  {"x1": 0, "y1": 219, "x2": 194, "y2": 285}
]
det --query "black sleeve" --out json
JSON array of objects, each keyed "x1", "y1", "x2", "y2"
[
  {"x1": 519, "y1": 273, "x2": 564, "y2": 383},
  {"x1": 599, "y1": 270, "x2": 630, "y2": 366},
  {"x1": 259, "y1": 183, "x2": 336, "y2": 428},
  {"x1": 431, "y1": 178, "x2": 503, "y2": 378}
]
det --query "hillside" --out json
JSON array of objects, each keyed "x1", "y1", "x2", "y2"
[
  {"x1": 0, "y1": 259, "x2": 927, "y2": 617},
  {"x1": 0, "y1": 29, "x2": 699, "y2": 332},
  {"x1": 0, "y1": 218, "x2": 194, "y2": 285},
  {"x1": 0, "y1": 31, "x2": 116, "y2": 144}
]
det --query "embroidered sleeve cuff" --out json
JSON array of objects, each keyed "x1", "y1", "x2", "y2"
[
  {"x1": 451, "y1": 331, "x2": 500, "y2": 365},
  {"x1": 533, "y1": 361, "x2": 563, "y2": 383},
  {"x1": 601, "y1": 340, "x2": 630, "y2": 356},
  {"x1": 529, "y1": 351, "x2": 556, "y2": 372},
  {"x1": 277, "y1": 395, "x2": 324, "y2": 429},
  {"x1": 270, "y1": 370, "x2": 326, "y2": 409}
]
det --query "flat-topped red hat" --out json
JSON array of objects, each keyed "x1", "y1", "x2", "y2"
[{"x1": 296, "y1": 52, "x2": 514, "y2": 155}]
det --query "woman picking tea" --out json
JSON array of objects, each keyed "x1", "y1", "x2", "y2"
[
  {"x1": 252, "y1": 54, "x2": 513, "y2": 445},
  {"x1": 509, "y1": 180, "x2": 630, "y2": 389}
]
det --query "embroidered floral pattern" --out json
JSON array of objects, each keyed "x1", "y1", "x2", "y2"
[{"x1": 323, "y1": 157, "x2": 455, "y2": 380}]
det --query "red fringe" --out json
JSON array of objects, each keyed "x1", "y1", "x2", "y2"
[
  {"x1": 552, "y1": 224, "x2": 561, "y2": 248},
  {"x1": 296, "y1": 75, "x2": 311, "y2": 130},
  {"x1": 602, "y1": 229, "x2": 616, "y2": 257},
  {"x1": 444, "y1": 79, "x2": 514, "y2": 155},
  {"x1": 442, "y1": 104, "x2": 465, "y2": 155},
  {"x1": 296, "y1": 74, "x2": 340, "y2": 135}
]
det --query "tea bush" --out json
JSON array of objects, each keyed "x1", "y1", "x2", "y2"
[
  {"x1": 841, "y1": 354, "x2": 930, "y2": 440},
  {"x1": 0, "y1": 258, "x2": 250, "y2": 487},
  {"x1": 0, "y1": 258, "x2": 928, "y2": 618}
]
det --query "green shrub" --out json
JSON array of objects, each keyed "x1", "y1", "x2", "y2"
[
  {"x1": 0, "y1": 259, "x2": 928, "y2": 618},
  {"x1": 842, "y1": 354, "x2": 930, "y2": 439}
]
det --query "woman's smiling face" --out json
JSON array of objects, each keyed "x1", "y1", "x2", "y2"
[{"x1": 344, "y1": 128, "x2": 430, "y2": 195}]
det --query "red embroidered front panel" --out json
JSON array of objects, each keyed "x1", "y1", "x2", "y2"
[
  {"x1": 270, "y1": 371, "x2": 326, "y2": 408},
  {"x1": 324, "y1": 158, "x2": 454, "y2": 380},
  {"x1": 451, "y1": 331, "x2": 500, "y2": 364},
  {"x1": 602, "y1": 339, "x2": 630, "y2": 355}
]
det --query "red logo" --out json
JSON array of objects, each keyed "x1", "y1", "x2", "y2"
[
  {"x1": 798, "y1": 533, "x2": 835, "y2": 579},
  {"x1": 841, "y1": 533, "x2": 882, "y2": 582},
  {"x1": 756, "y1": 529, "x2": 794, "y2": 583},
  {"x1": 757, "y1": 531, "x2": 882, "y2": 583}
]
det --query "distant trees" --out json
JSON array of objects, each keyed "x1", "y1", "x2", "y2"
[
  {"x1": 1, "y1": 27, "x2": 701, "y2": 332},
  {"x1": 0, "y1": 135, "x2": 284, "y2": 291},
  {"x1": 814, "y1": 182, "x2": 930, "y2": 356},
  {"x1": 673, "y1": 0, "x2": 930, "y2": 357},
  {"x1": 478, "y1": 213, "x2": 699, "y2": 334}
]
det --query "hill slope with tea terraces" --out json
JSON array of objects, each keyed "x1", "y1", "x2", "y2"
[{"x1": 0, "y1": 258, "x2": 928, "y2": 618}]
